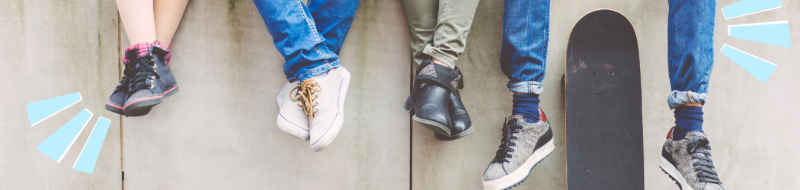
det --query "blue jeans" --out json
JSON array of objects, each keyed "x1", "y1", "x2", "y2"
[
  {"x1": 503, "y1": 0, "x2": 715, "y2": 109},
  {"x1": 253, "y1": 0, "x2": 360, "y2": 82}
]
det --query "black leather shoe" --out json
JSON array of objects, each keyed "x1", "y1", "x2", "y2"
[
  {"x1": 405, "y1": 59, "x2": 471, "y2": 139},
  {"x1": 435, "y1": 91, "x2": 473, "y2": 141}
]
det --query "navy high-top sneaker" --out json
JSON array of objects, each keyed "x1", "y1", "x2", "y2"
[
  {"x1": 105, "y1": 61, "x2": 133, "y2": 115},
  {"x1": 123, "y1": 42, "x2": 179, "y2": 116}
]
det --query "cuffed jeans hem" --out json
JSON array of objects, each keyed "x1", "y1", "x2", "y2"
[
  {"x1": 667, "y1": 90, "x2": 707, "y2": 109},
  {"x1": 507, "y1": 81, "x2": 544, "y2": 94},
  {"x1": 288, "y1": 60, "x2": 341, "y2": 82},
  {"x1": 422, "y1": 45, "x2": 458, "y2": 68}
]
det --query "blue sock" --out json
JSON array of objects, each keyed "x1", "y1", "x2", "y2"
[
  {"x1": 512, "y1": 93, "x2": 540, "y2": 123},
  {"x1": 672, "y1": 106, "x2": 703, "y2": 140}
]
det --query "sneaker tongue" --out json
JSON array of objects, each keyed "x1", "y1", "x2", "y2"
[
  {"x1": 684, "y1": 131, "x2": 707, "y2": 139},
  {"x1": 507, "y1": 115, "x2": 526, "y2": 124},
  {"x1": 311, "y1": 71, "x2": 329, "y2": 79}
]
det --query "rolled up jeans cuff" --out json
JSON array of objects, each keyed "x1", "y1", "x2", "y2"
[
  {"x1": 290, "y1": 60, "x2": 340, "y2": 82},
  {"x1": 507, "y1": 81, "x2": 544, "y2": 94},
  {"x1": 667, "y1": 90, "x2": 707, "y2": 109},
  {"x1": 422, "y1": 45, "x2": 457, "y2": 68}
]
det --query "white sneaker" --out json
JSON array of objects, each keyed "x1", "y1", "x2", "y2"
[
  {"x1": 276, "y1": 80, "x2": 310, "y2": 141},
  {"x1": 300, "y1": 67, "x2": 351, "y2": 152}
]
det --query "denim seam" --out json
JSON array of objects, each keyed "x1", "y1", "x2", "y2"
[
  {"x1": 541, "y1": 0, "x2": 550, "y2": 72},
  {"x1": 296, "y1": 60, "x2": 339, "y2": 82},
  {"x1": 507, "y1": 81, "x2": 544, "y2": 94},
  {"x1": 297, "y1": 0, "x2": 321, "y2": 44}
]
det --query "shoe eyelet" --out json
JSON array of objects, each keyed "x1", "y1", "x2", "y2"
[
  {"x1": 150, "y1": 79, "x2": 154, "y2": 83},
  {"x1": 150, "y1": 84, "x2": 154, "y2": 88},
  {"x1": 151, "y1": 76, "x2": 155, "y2": 79}
]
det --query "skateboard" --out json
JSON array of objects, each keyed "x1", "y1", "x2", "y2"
[{"x1": 564, "y1": 9, "x2": 644, "y2": 189}]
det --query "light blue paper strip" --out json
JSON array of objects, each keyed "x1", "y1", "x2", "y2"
[
  {"x1": 36, "y1": 109, "x2": 93, "y2": 163},
  {"x1": 729, "y1": 21, "x2": 791, "y2": 48},
  {"x1": 26, "y1": 92, "x2": 82, "y2": 126},
  {"x1": 721, "y1": 44, "x2": 777, "y2": 83},
  {"x1": 722, "y1": 0, "x2": 783, "y2": 19},
  {"x1": 74, "y1": 117, "x2": 111, "y2": 174}
]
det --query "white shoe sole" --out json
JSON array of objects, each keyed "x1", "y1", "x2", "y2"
[
  {"x1": 276, "y1": 113, "x2": 309, "y2": 141},
  {"x1": 483, "y1": 139, "x2": 555, "y2": 190},
  {"x1": 310, "y1": 69, "x2": 351, "y2": 152},
  {"x1": 660, "y1": 156, "x2": 694, "y2": 190}
]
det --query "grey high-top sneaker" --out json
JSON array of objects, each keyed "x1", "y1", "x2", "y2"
[
  {"x1": 660, "y1": 127, "x2": 724, "y2": 190},
  {"x1": 483, "y1": 108, "x2": 554, "y2": 190}
]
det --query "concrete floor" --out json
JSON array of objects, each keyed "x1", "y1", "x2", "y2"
[{"x1": 2, "y1": 0, "x2": 800, "y2": 189}]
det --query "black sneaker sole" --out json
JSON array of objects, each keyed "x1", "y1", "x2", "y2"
[
  {"x1": 105, "y1": 103, "x2": 124, "y2": 115},
  {"x1": 123, "y1": 85, "x2": 179, "y2": 117}
]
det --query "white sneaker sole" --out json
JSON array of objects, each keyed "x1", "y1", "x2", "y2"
[
  {"x1": 660, "y1": 156, "x2": 694, "y2": 190},
  {"x1": 310, "y1": 69, "x2": 351, "y2": 152},
  {"x1": 276, "y1": 113, "x2": 309, "y2": 141},
  {"x1": 483, "y1": 139, "x2": 555, "y2": 190}
]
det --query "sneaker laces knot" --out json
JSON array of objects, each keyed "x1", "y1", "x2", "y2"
[
  {"x1": 128, "y1": 54, "x2": 160, "y2": 95},
  {"x1": 686, "y1": 137, "x2": 722, "y2": 184},
  {"x1": 493, "y1": 118, "x2": 523, "y2": 163},
  {"x1": 290, "y1": 79, "x2": 321, "y2": 124}
]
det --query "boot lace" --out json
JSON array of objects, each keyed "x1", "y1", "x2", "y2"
[
  {"x1": 128, "y1": 54, "x2": 160, "y2": 95},
  {"x1": 290, "y1": 79, "x2": 321, "y2": 124},
  {"x1": 686, "y1": 137, "x2": 722, "y2": 184},
  {"x1": 493, "y1": 118, "x2": 523, "y2": 163}
]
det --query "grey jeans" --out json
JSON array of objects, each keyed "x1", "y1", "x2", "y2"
[{"x1": 401, "y1": 0, "x2": 480, "y2": 67}]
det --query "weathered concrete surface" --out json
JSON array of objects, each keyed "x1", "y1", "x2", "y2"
[
  {"x1": 413, "y1": 0, "x2": 800, "y2": 189},
  {"x1": 3, "y1": 0, "x2": 800, "y2": 189},
  {"x1": 120, "y1": 0, "x2": 410, "y2": 189},
  {"x1": 0, "y1": 0, "x2": 122, "y2": 189}
]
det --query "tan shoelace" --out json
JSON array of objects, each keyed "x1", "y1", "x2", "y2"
[{"x1": 290, "y1": 79, "x2": 321, "y2": 124}]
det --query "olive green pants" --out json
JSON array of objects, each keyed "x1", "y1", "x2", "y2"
[{"x1": 401, "y1": 0, "x2": 480, "y2": 67}]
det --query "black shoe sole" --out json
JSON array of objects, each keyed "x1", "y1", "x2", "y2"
[
  {"x1": 406, "y1": 96, "x2": 452, "y2": 136},
  {"x1": 105, "y1": 104, "x2": 124, "y2": 115},
  {"x1": 412, "y1": 115, "x2": 451, "y2": 136},
  {"x1": 434, "y1": 125, "x2": 473, "y2": 141},
  {"x1": 124, "y1": 86, "x2": 179, "y2": 117}
]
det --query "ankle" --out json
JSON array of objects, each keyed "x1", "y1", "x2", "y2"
[{"x1": 431, "y1": 58, "x2": 450, "y2": 68}]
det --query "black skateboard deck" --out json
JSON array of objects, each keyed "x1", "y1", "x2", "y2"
[{"x1": 565, "y1": 9, "x2": 644, "y2": 189}]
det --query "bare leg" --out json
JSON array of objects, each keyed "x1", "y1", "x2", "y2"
[
  {"x1": 116, "y1": 0, "x2": 157, "y2": 44},
  {"x1": 154, "y1": 0, "x2": 190, "y2": 47},
  {"x1": 680, "y1": 102, "x2": 702, "y2": 107},
  {"x1": 432, "y1": 58, "x2": 450, "y2": 68}
]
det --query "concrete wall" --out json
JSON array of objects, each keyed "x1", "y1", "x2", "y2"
[
  {"x1": 2, "y1": 0, "x2": 800, "y2": 189},
  {"x1": 0, "y1": 0, "x2": 122, "y2": 189}
]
